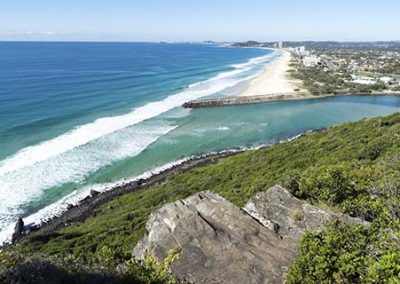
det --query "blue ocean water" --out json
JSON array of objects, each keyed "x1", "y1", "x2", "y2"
[
  {"x1": 0, "y1": 42, "x2": 270, "y2": 160},
  {"x1": 0, "y1": 42, "x2": 273, "y2": 241},
  {"x1": 0, "y1": 42, "x2": 399, "y2": 243}
]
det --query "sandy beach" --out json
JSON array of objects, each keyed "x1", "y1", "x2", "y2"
[{"x1": 240, "y1": 49, "x2": 304, "y2": 97}]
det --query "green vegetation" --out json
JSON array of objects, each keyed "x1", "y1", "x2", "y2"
[
  {"x1": 0, "y1": 245, "x2": 181, "y2": 283},
  {"x1": 291, "y1": 65, "x2": 388, "y2": 95},
  {"x1": 289, "y1": 45, "x2": 400, "y2": 95},
  {"x1": 286, "y1": 222, "x2": 400, "y2": 284},
  {"x1": 2, "y1": 112, "x2": 400, "y2": 282}
]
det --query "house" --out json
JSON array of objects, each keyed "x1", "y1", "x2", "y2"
[
  {"x1": 380, "y1": 76, "x2": 395, "y2": 84},
  {"x1": 351, "y1": 75, "x2": 377, "y2": 85},
  {"x1": 303, "y1": 56, "x2": 321, "y2": 67}
]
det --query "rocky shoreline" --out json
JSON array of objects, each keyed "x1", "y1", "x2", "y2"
[
  {"x1": 10, "y1": 129, "x2": 323, "y2": 245},
  {"x1": 11, "y1": 150, "x2": 244, "y2": 244}
]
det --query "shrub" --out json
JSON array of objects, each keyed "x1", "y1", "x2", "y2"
[
  {"x1": 299, "y1": 164, "x2": 356, "y2": 206},
  {"x1": 286, "y1": 221, "x2": 400, "y2": 284},
  {"x1": 123, "y1": 249, "x2": 182, "y2": 284}
]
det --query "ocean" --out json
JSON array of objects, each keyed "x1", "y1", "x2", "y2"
[{"x1": 0, "y1": 42, "x2": 399, "y2": 243}]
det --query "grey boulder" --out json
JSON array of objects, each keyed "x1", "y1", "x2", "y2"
[
  {"x1": 134, "y1": 186, "x2": 369, "y2": 283},
  {"x1": 134, "y1": 191, "x2": 293, "y2": 284}
]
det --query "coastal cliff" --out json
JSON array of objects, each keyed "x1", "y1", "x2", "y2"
[{"x1": 1, "y1": 112, "x2": 400, "y2": 283}]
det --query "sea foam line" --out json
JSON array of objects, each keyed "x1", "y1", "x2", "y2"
[
  {"x1": 0, "y1": 149, "x2": 243, "y2": 245},
  {"x1": 0, "y1": 124, "x2": 178, "y2": 238},
  {"x1": 0, "y1": 51, "x2": 276, "y2": 176},
  {"x1": 0, "y1": 126, "x2": 308, "y2": 245},
  {"x1": 0, "y1": 50, "x2": 277, "y2": 244}
]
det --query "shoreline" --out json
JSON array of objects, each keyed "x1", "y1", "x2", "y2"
[
  {"x1": 239, "y1": 49, "x2": 305, "y2": 98},
  {"x1": 0, "y1": 46, "x2": 281, "y2": 245},
  {"x1": 10, "y1": 129, "x2": 319, "y2": 245},
  {"x1": 11, "y1": 150, "x2": 244, "y2": 244},
  {"x1": 8, "y1": 91, "x2": 400, "y2": 244}
]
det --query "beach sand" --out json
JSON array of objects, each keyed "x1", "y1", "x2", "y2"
[{"x1": 240, "y1": 49, "x2": 305, "y2": 97}]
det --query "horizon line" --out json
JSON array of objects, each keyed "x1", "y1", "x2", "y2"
[{"x1": 0, "y1": 39, "x2": 400, "y2": 44}]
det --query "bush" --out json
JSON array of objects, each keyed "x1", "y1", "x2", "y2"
[
  {"x1": 298, "y1": 164, "x2": 356, "y2": 206},
  {"x1": 123, "y1": 249, "x2": 182, "y2": 284},
  {"x1": 286, "y1": 222, "x2": 400, "y2": 284},
  {"x1": 1, "y1": 247, "x2": 183, "y2": 284}
]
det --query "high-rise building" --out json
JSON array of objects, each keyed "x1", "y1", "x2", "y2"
[{"x1": 278, "y1": 41, "x2": 283, "y2": 49}]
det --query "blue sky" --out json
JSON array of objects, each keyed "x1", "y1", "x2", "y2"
[{"x1": 1, "y1": 0, "x2": 399, "y2": 41}]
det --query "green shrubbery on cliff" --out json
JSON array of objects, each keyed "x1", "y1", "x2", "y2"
[
  {"x1": 284, "y1": 159, "x2": 400, "y2": 283},
  {"x1": 0, "y1": 245, "x2": 181, "y2": 283},
  {"x1": 286, "y1": 222, "x2": 400, "y2": 284},
  {"x1": 3, "y1": 112, "x2": 400, "y2": 283}
]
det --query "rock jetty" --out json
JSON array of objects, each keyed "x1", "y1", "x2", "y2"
[{"x1": 182, "y1": 93, "x2": 300, "y2": 108}]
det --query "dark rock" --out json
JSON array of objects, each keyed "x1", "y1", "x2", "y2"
[
  {"x1": 90, "y1": 190, "x2": 100, "y2": 197},
  {"x1": 127, "y1": 181, "x2": 138, "y2": 190},
  {"x1": 25, "y1": 224, "x2": 40, "y2": 234},
  {"x1": 81, "y1": 196, "x2": 91, "y2": 204},
  {"x1": 11, "y1": 218, "x2": 24, "y2": 243}
]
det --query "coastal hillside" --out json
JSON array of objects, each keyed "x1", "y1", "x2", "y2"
[{"x1": 2, "y1": 112, "x2": 400, "y2": 283}]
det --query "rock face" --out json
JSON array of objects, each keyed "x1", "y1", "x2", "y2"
[
  {"x1": 243, "y1": 185, "x2": 370, "y2": 251},
  {"x1": 11, "y1": 217, "x2": 24, "y2": 244},
  {"x1": 134, "y1": 191, "x2": 294, "y2": 284},
  {"x1": 134, "y1": 186, "x2": 369, "y2": 284}
]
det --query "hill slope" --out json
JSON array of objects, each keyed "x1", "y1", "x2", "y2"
[{"x1": 2, "y1": 112, "x2": 400, "y2": 283}]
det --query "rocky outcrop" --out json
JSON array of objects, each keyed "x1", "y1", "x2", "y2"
[
  {"x1": 133, "y1": 186, "x2": 369, "y2": 284},
  {"x1": 11, "y1": 218, "x2": 24, "y2": 244},
  {"x1": 243, "y1": 185, "x2": 370, "y2": 250},
  {"x1": 134, "y1": 191, "x2": 293, "y2": 284}
]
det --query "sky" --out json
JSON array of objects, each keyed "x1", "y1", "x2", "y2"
[{"x1": 1, "y1": 0, "x2": 399, "y2": 42}]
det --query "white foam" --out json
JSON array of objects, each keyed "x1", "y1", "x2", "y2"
[
  {"x1": 217, "y1": 126, "x2": 230, "y2": 131},
  {"x1": 231, "y1": 52, "x2": 276, "y2": 69},
  {"x1": 0, "y1": 50, "x2": 276, "y2": 244},
  {"x1": 0, "y1": 149, "x2": 243, "y2": 245},
  {"x1": 0, "y1": 123, "x2": 177, "y2": 235},
  {"x1": 0, "y1": 125, "x2": 309, "y2": 245},
  {"x1": 188, "y1": 81, "x2": 202, "y2": 88},
  {"x1": 0, "y1": 52, "x2": 274, "y2": 176}
]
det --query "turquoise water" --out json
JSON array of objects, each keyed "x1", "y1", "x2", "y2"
[
  {"x1": 0, "y1": 42, "x2": 399, "y2": 243},
  {"x1": 0, "y1": 42, "x2": 273, "y2": 241},
  {"x1": 81, "y1": 94, "x2": 400, "y2": 186}
]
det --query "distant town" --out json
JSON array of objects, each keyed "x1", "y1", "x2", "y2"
[{"x1": 232, "y1": 41, "x2": 400, "y2": 95}]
